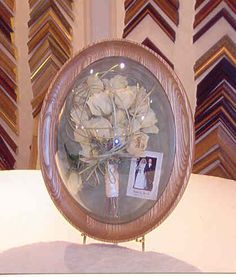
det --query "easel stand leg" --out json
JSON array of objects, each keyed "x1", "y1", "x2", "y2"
[
  {"x1": 80, "y1": 233, "x2": 145, "y2": 251},
  {"x1": 135, "y1": 236, "x2": 145, "y2": 252},
  {"x1": 81, "y1": 233, "x2": 87, "y2": 244}
]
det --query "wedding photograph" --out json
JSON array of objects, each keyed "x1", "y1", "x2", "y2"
[{"x1": 126, "y1": 151, "x2": 163, "y2": 201}]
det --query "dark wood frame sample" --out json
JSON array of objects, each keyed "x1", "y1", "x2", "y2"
[
  {"x1": 39, "y1": 40, "x2": 194, "y2": 242},
  {"x1": 142, "y1": 37, "x2": 174, "y2": 69},
  {"x1": 0, "y1": 0, "x2": 17, "y2": 169},
  {"x1": 193, "y1": 8, "x2": 236, "y2": 43},
  {"x1": 194, "y1": 0, "x2": 236, "y2": 28},
  {"x1": 123, "y1": 2, "x2": 177, "y2": 41}
]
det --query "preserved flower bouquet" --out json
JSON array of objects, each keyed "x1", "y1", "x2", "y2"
[{"x1": 66, "y1": 64, "x2": 159, "y2": 217}]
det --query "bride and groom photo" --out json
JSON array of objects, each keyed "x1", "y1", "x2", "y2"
[
  {"x1": 133, "y1": 157, "x2": 156, "y2": 191},
  {"x1": 126, "y1": 151, "x2": 163, "y2": 201}
]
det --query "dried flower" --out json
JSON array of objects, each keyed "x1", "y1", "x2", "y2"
[
  {"x1": 79, "y1": 142, "x2": 98, "y2": 158},
  {"x1": 87, "y1": 74, "x2": 104, "y2": 94},
  {"x1": 109, "y1": 109, "x2": 128, "y2": 138},
  {"x1": 74, "y1": 127, "x2": 89, "y2": 144},
  {"x1": 102, "y1": 78, "x2": 111, "y2": 90},
  {"x1": 73, "y1": 83, "x2": 88, "y2": 99},
  {"x1": 129, "y1": 86, "x2": 149, "y2": 116},
  {"x1": 67, "y1": 68, "x2": 160, "y2": 189},
  {"x1": 126, "y1": 132, "x2": 149, "y2": 157},
  {"x1": 85, "y1": 117, "x2": 112, "y2": 140},
  {"x1": 71, "y1": 105, "x2": 89, "y2": 124},
  {"x1": 110, "y1": 75, "x2": 128, "y2": 89},
  {"x1": 87, "y1": 90, "x2": 112, "y2": 116},
  {"x1": 141, "y1": 125, "x2": 159, "y2": 134},
  {"x1": 130, "y1": 118, "x2": 141, "y2": 133},
  {"x1": 137, "y1": 108, "x2": 157, "y2": 128},
  {"x1": 114, "y1": 109, "x2": 126, "y2": 124},
  {"x1": 114, "y1": 87, "x2": 136, "y2": 110},
  {"x1": 67, "y1": 171, "x2": 82, "y2": 195}
]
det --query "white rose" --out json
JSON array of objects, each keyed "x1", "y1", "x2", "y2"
[
  {"x1": 86, "y1": 74, "x2": 104, "y2": 94},
  {"x1": 108, "y1": 110, "x2": 129, "y2": 145},
  {"x1": 85, "y1": 117, "x2": 112, "y2": 140},
  {"x1": 114, "y1": 87, "x2": 136, "y2": 110},
  {"x1": 87, "y1": 90, "x2": 112, "y2": 116},
  {"x1": 74, "y1": 127, "x2": 89, "y2": 144},
  {"x1": 129, "y1": 86, "x2": 149, "y2": 116},
  {"x1": 137, "y1": 108, "x2": 157, "y2": 128},
  {"x1": 110, "y1": 75, "x2": 128, "y2": 89},
  {"x1": 72, "y1": 83, "x2": 88, "y2": 99},
  {"x1": 126, "y1": 132, "x2": 149, "y2": 157},
  {"x1": 67, "y1": 171, "x2": 82, "y2": 195},
  {"x1": 109, "y1": 109, "x2": 126, "y2": 125},
  {"x1": 130, "y1": 118, "x2": 141, "y2": 133},
  {"x1": 102, "y1": 79, "x2": 111, "y2": 90},
  {"x1": 141, "y1": 125, "x2": 159, "y2": 134},
  {"x1": 70, "y1": 105, "x2": 89, "y2": 125},
  {"x1": 79, "y1": 142, "x2": 98, "y2": 158}
]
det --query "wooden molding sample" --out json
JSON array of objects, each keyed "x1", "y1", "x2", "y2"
[
  {"x1": 0, "y1": 67, "x2": 17, "y2": 101},
  {"x1": 193, "y1": 122, "x2": 236, "y2": 180},
  {"x1": 0, "y1": 0, "x2": 17, "y2": 169},
  {"x1": 194, "y1": 35, "x2": 236, "y2": 79},
  {"x1": 195, "y1": 98, "x2": 235, "y2": 136},
  {"x1": 195, "y1": 82, "x2": 236, "y2": 119},
  {"x1": 31, "y1": 59, "x2": 60, "y2": 116},
  {"x1": 0, "y1": 49, "x2": 17, "y2": 82},
  {"x1": 29, "y1": 0, "x2": 74, "y2": 20},
  {"x1": 0, "y1": 136, "x2": 15, "y2": 170},
  {"x1": 193, "y1": 8, "x2": 236, "y2": 43},
  {"x1": 28, "y1": 0, "x2": 73, "y2": 118},
  {"x1": 196, "y1": 58, "x2": 236, "y2": 105},
  {"x1": 194, "y1": 0, "x2": 236, "y2": 28},
  {"x1": 29, "y1": 35, "x2": 69, "y2": 75},
  {"x1": 194, "y1": 52, "x2": 236, "y2": 180},
  {"x1": 28, "y1": 0, "x2": 72, "y2": 33},
  {"x1": 0, "y1": 123, "x2": 17, "y2": 153},
  {"x1": 2, "y1": 0, "x2": 15, "y2": 13},
  {"x1": 142, "y1": 37, "x2": 174, "y2": 69},
  {"x1": 28, "y1": 0, "x2": 74, "y2": 168},
  {"x1": 0, "y1": 31, "x2": 16, "y2": 57},
  {"x1": 195, "y1": 110, "x2": 236, "y2": 143},
  {"x1": 0, "y1": 1, "x2": 14, "y2": 29},
  {"x1": 195, "y1": 0, "x2": 207, "y2": 10},
  {"x1": 125, "y1": 0, "x2": 179, "y2": 26},
  {"x1": 125, "y1": 0, "x2": 135, "y2": 10},
  {"x1": 123, "y1": 2, "x2": 176, "y2": 42},
  {"x1": 28, "y1": 20, "x2": 71, "y2": 55},
  {"x1": 153, "y1": 0, "x2": 179, "y2": 25},
  {"x1": 0, "y1": 87, "x2": 17, "y2": 125},
  {"x1": 169, "y1": 0, "x2": 179, "y2": 10}
]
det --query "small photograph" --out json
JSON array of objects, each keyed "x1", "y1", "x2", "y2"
[{"x1": 126, "y1": 151, "x2": 163, "y2": 200}]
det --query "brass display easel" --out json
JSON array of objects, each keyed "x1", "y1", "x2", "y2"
[{"x1": 81, "y1": 233, "x2": 145, "y2": 252}]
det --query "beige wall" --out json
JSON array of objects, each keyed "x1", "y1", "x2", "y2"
[{"x1": 14, "y1": 0, "x2": 33, "y2": 168}]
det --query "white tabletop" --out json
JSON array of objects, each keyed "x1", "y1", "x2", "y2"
[{"x1": 0, "y1": 170, "x2": 235, "y2": 273}]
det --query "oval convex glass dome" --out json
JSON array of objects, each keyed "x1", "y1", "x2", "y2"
[
  {"x1": 56, "y1": 56, "x2": 175, "y2": 224},
  {"x1": 39, "y1": 40, "x2": 193, "y2": 242}
]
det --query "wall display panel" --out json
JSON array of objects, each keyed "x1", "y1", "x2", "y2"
[{"x1": 27, "y1": 0, "x2": 74, "y2": 167}]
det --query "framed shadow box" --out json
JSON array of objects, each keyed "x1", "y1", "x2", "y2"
[{"x1": 39, "y1": 40, "x2": 194, "y2": 242}]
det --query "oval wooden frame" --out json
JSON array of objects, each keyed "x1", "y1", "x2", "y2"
[{"x1": 39, "y1": 40, "x2": 194, "y2": 242}]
